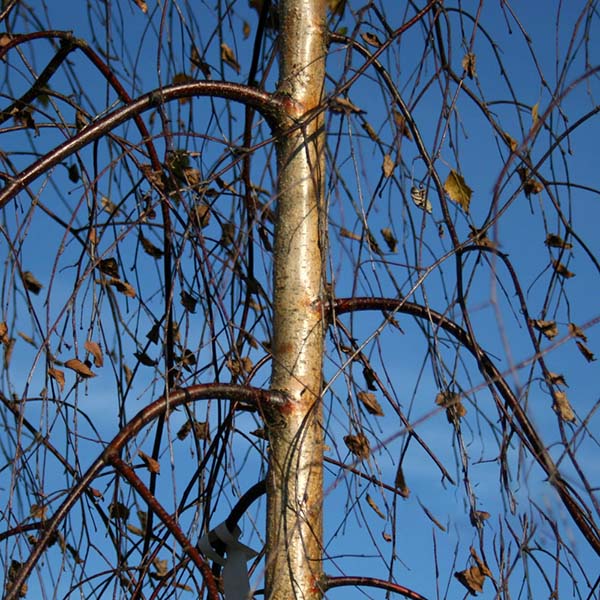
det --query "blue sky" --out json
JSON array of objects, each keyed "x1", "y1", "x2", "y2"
[{"x1": 1, "y1": 1, "x2": 599, "y2": 599}]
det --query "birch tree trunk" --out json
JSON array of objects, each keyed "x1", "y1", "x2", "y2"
[{"x1": 266, "y1": 1, "x2": 327, "y2": 598}]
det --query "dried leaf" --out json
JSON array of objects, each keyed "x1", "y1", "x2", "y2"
[
  {"x1": 340, "y1": 227, "x2": 361, "y2": 242},
  {"x1": 153, "y1": 557, "x2": 169, "y2": 578},
  {"x1": 418, "y1": 499, "x2": 446, "y2": 531},
  {"x1": 380, "y1": 228, "x2": 397, "y2": 253},
  {"x1": 552, "y1": 259, "x2": 574, "y2": 278},
  {"x1": 394, "y1": 464, "x2": 410, "y2": 498},
  {"x1": 243, "y1": 21, "x2": 251, "y2": 39},
  {"x1": 65, "y1": 358, "x2": 96, "y2": 378},
  {"x1": 576, "y1": 341, "x2": 596, "y2": 362},
  {"x1": 22, "y1": 271, "x2": 43, "y2": 295},
  {"x1": 192, "y1": 202, "x2": 211, "y2": 229},
  {"x1": 0, "y1": 322, "x2": 8, "y2": 344},
  {"x1": 48, "y1": 368, "x2": 65, "y2": 391},
  {"x1": 109, "y1": 502, "x2": 130, "y2": 520},
  {"x1": 363, "y1": 367, "x2": 377, "y2": 391},
  {"x1": 462, "y1": 52, "x2": 477, "y2": 78},
  {"x1": 84, "y1": 340, "x2": 103, "y2": 367},
  {"x1": 138, "y1": 450, "x2": 160, "y2": 474},
  {"x1": 344, "y1": 432, "x2": 370, "y2": 459},
  {"x1": 330, "y1": 96, "x2": 364, "y2": 114},
  {"x1": 545, "y1": 233, "x2": 572, "y2": 249},
  {"x1": 568, "y1": 322, "x2": 587, "y2": 342},
  {"x1": 180, "y1": 290, "x2": 197, "y2": 313},
  {"x1": 18, "y1": 331, "x2": 35, "y2": 345},
  {"x1": 101, "y1": 196, "x2": 120, "y2": 216},
  {"x1": 220, "y1": 42, "x2": 240, "y2": 73},
  {"x1": 382, "y1": 153, "x2": 395, "y2": 178},
  {"x1": 98, "y1": 257, "x2": 119, "y2": 277},
  {"x1": 444, "y1": 170, "x2": 472, "y2": 212},
  {"x1": 547, "y1": 371, "x2": 567, "y2": 387},
  {"x1": 366, "y1": 493, "x2": 386, "y2": 519},
  {"x1": 436, "y1": 390, "x2": 466, "y2": 422},
  {"x1": 68, "y1": 163, "x2": 79, "y2": 183},
  {"x1": 392, "y1": 110, "x2": 412, "y2": 140},
  {"x1": 75, "y1": 109, "x2": 88, "y2": 131},
  {"x1": 529, "y1": 319, "x2": 558, "y2": 340},
  {"x1": 226, "y1": 356, "x2": 253, "y2": 377},
  {"x1": 134, "y1": 351, "x2": 158, "y2": 367},
  {"x1": 127, "y1": 524, "x2": 144, "y2": 536},
  {"x1": 531, "y1": 102, "x2": 539, "y2": 126},
  {"x1": 468, "y1": 225, "x2": 496, "y2": 248},
  {"x1": 455, "y1": 548, "x2": 492, "y2": 595},
  {"x1": 361, "y1": 120, "x2": 379, "y2": 142},
  {"x1": 470, "y1": 510, "x2": 491, "y2": 527},
  {"x1": 109, "y1": 278, "x2": 137, "y2": 298},
  {"x1": 30, "y1": 503, "x2": 47, "y2": 520},
  {"x1": 382, "y1": 532, "x2": 392, "y2": 542},
  {"x1": 503, "y1": 131, "x2": 519, "y2": 152},
  {"x1": 139, "y1": 234, "x2": 163, "y2": 258},
  {"x1": 131, "y1": 0, "x2": 147, "y2": 12},
  {"x1": 552, "y1": 391, "x2": 576, "y2": 423},
  {"x1": 361, "y1": 32, "x2": 382, "y2": 48},
  {"x1": 357, "y1": 391, "x2": 384, "y2": 416},
  {"x1": 523, "y1": 178, "x2": 544, "y2": 197},
  {"x1": 410, "y1": 186, "x2": 432, "y2": 213},
  {"x1": 3, "y1": 337, "x2": 15, "y2": 369}
]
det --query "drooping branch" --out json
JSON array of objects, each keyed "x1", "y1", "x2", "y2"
[
  {"x1": 331, "y1": 296, "x2": 600, "y2": 556},
  {"x1": 323, "y1": 575, "x2": 428, "y2": 600},
  {"x1": 5, "y1": 384, "x2": 287, "y2": 600}
]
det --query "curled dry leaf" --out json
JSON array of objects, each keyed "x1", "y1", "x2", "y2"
[
  {"x1": 410, "y1": 186, "x2": 432, "y2": 213},
  {"x1": 576, "y1": 341, "x2": 596, "y2": 362},
  {"x1": 502, "y1": 131, "x2": 519, "y2": 152},
  {"x1": 436, "y1": 390, "x2": 466, "y2": 421},
  {"x1": 98, "y1": 257, "x2": 119, "y2": 277},
  {"x1": 109, "y1": 278, "x2": 137, "y2": 298},
  {"x1": 462, "y1": 52, "x2": 477, "y2": 78},
  {"x1": 330, "y1": 96, "x2": 364, "y2": 114},
  {"x1": 547, "y1": 371, "x2": 567, "y2": 387},
  {"x1": 139, "y1": 234, "x2": 163, "y2": 258},
  {"x1": 68, "y1": 164, "x2": 79, "y2": 183},
  {"x1": 455, "y1": 548, "x2": 492, "y2": 595},
  {"x1": 226, "y1": 356, "x2": 253, "y2": 377},
  {"x1": 134, "y1": 351, "x2": 158, "y2": 367},
  {"x1": 380, "y1": 228, "x2": 397, "y2": 253},
  {"x1": 180, "y1": 290, "x2": 197, "y2": 313},
  {"x1": 138, "y1": 450, "x2": 160, "y2": 474},
  {"x1": 568, "y1": 322, "x2": 587, "y2": 342},
  {"x1": 101, "y1": 196, "x2": 120, "y2": 216},
  {"x1": 0, "y1": 322, "x2": 8, "y2": 344},
  {"x1": 394, "y1": 463, "x2": 410, "y2": 498},
  {"x1": 344, "y1": 432, "x2": 370, "y2": 459},
  {"x1": 361, "y1": 32, "x2": 382, "y2": 47},
  {"x1": 529, "y1": 319, "x2": 558, "y2": 340},
  {"x1": 382, "y1": 153, "x2": 395, "y2": 178},
  {"x1": 444, "y1": 170, "x2": 472, "y2": 212},
  {"x1": 545, "y1": 233, "x2": 572, "y2": 249},
  {"x1": 468, "y1": 225, "x2": 496, "y2": 248},
  {"x1": 552, "y1": 259, "x2": 574, "y2": 278},
  {"x1": 357, "y1": 391, "x2": 384, "y2": 416},
  {"x1": 84, "y1": 340, "x2": 103, "y2": 367},
  {"x1": 48, "y1": 368, "x2": 65, "y2": 391},
  {"x1": 552, "y1": 391, "x2": 576, "y2": 423},
  {"x1": 392, "y1": 110, "x2": 413, "y2": 140},
  {"x1": 22, "y1": 271, "x2": 43, "y2": 295},
  {"x1": 220, "y1": 42, "x2": 240, "y2": 73},
  {"x1": 340, "y1": 227, "x2": 361, "y2": 242},
  {"x1": 361, "y1": 121, "x2": 379, "y2": 142},
  {"x1": 523, "y1": 178, "x2": 544, "y2": 197},
  {"x1": 65, "y1": 358, "x2": 96, "y2": 378},
  {"x1": 366, "y1": 493, "x2": 386, "y2": 519}
]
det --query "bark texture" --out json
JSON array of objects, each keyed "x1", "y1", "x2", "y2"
[{"x1": 266, "y1": 0, "x2": 327, "y2": 598}]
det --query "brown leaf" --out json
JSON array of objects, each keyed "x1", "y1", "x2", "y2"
[
  {"x1": 551, "y1": 259, "x2": 574, "y2": 278},
  {"x1": 243, "y1": 21, "x2": 251, "y2": 39},
  {"x1": 523, "y1": 178, "x2": 544, "y2": 197},
  {"x1": 0, "y1": 322, "x2": 8, "y2": 344},
  {"x1": 357, "y1": 391, "x2": 384, "y2": 416},
  {"x1": 382, "y1": 153, "x2": 395, "y2": 178},
  {"x1": 330, "y1": 96, "x2": 364, "y2": 114},
  {"x1": 138, "y1": 450, "x2": 160, "y2": 474},
  {"x1": 192, "y1": 202, "x2": 211, "y2": 229},
  {"x1": 84, "y1": 340, "x2": 104, "y2": 367},
  {"x1": 366, "y1": 493, "x2": 386, "y2": 519},
  {"x1": 547, "y1": 371, "x2": 567, "y2": 387},
  {"x1": 462, "y1": 52, "x2": 477, "y2": 78},
  {"x1": 361, "y1": 121, "x2": 379, "y2": 142},
  {"x1": 502, "y1": 131, "x2": 519, "y2": 152},
  {"x1": 455, "y1": 548, "x2": 492, "y2": 595},
  {"x1": 531, "y1": 102, "x2": 539, "y2": 126},
  {"x1": 394, "y1": 464, "x2": 410, "y2": 498},
  {"x1": 134, "y1": 351, "x2": 158, "y2": 367},
  {"x1": 226, "y1": 356, "x2": 253, "y2": 377},
  {"x1": 361, "y1": 32, "x2": 382, "y2": 48},
  {"x1": 568, "y1": 322, "x2": 587, "y2": 342},
  {"x1": 529, "y1": 319, "x2": 558, "y2": 340},
  {"x1": 22, "y1": 271, "x2": 43, "y2": 295},
  {"x1": 48, "y1": 368, "x2": 65, "y2": 391},
  {"x1": 552, "y1": 391, "x2": 576, "y2": 423},
  {"x1": 363, "y1": 367, "x2": 377, "y2": 391},
  {"x1": 380, "y1": 228, "x2": 397, "y2": 253},
  {"x1": 418, "y1": 499, "x2": 446, "y2": 531},
  {"x1": 382, "y1": 532, "x2": 392, "y2": 542},
  {"x1": 180, "y1": 290, "x2": 197, "y2": 313},
  {"x1": 65, "y1": 358, "x2": 96, "y2": 378},
  {"x1": 153, "y1": 557, "x2": 169, "y2": 578},
  {"x1": 109, "y1": 278, "x2": 137, "y2": 298},
  {"x1": 340, "y1": 227, "x2": 361, "y2": 242},
  {"x1": 131, "y1": 0, "x2": 148, "y2": 12},
  {"x1": 109, "y1": 502, "x2": 130, "y2": 520},
  {"x1": 30, "y1": 503, "x2": 47, "y2": 520},
  {"x1": 98, "y1": 257, "x2": 119, "y2": 277},
  {"x1": 220, "y1": 42, "x2": 240, "y2": 73},
  {"x1": 436, "y1": 390, "x2": 466, "y2": 421},
  {"x1": 545, "y1": 233, "x2": 572, "y2": 249},
  {"x1": 18, "y1": 331, "x2": 35, "y2": 346},
  {"x1": 139, "y1": 234, "x2": 163, "y2": 258},
  {"x1": 392, "y1": 110, "x2": 412, "y2": 140},
  {"x1": 101, "y1": 196, "x2": 120, "y2": 216},
  {"x1": 68, "y1": 163, "x2": 79, "y2": 183},
  {"x1": 468, "y1": 225, "x2": 496, "y2": 248},
  {"x1": 576, "y1": 341, "x2": 596, "y2": 362},
  {"x1": 344, "y1": 432, "x2": 370, "y2": 459},
  {"x1": 444, "y1": 170, "x2": 472, "y2": 212},
  {"x1": 75, "y1": 109, "x2": 88, "y2": 131}
]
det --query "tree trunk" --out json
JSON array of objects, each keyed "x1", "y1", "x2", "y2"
[{"x1": 266, "y1": 1, "x2": 327, "y2": 599}]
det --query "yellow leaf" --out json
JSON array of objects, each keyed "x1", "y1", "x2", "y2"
[
  {"x1": 48, "y1": 368, "x2": 65, "y2": 391},
  {"x1": 220, "y1": 43, "x2": 240, "y2": 73},
  {"x1": 552, "y1": 391, "x2": 576, "y2": 423},
  {"x1": 531, "y1": 102, "x2": 539, "y2": 126},
  {"x1": 84, "y1": 340, "x2": 104, "y2": 367},
  {"x1": 65, "y1": 358, "x2": 96, "y2": 378},
  {"x1": 444, "y1": 170, "x2": 472, "y2": 212}
]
